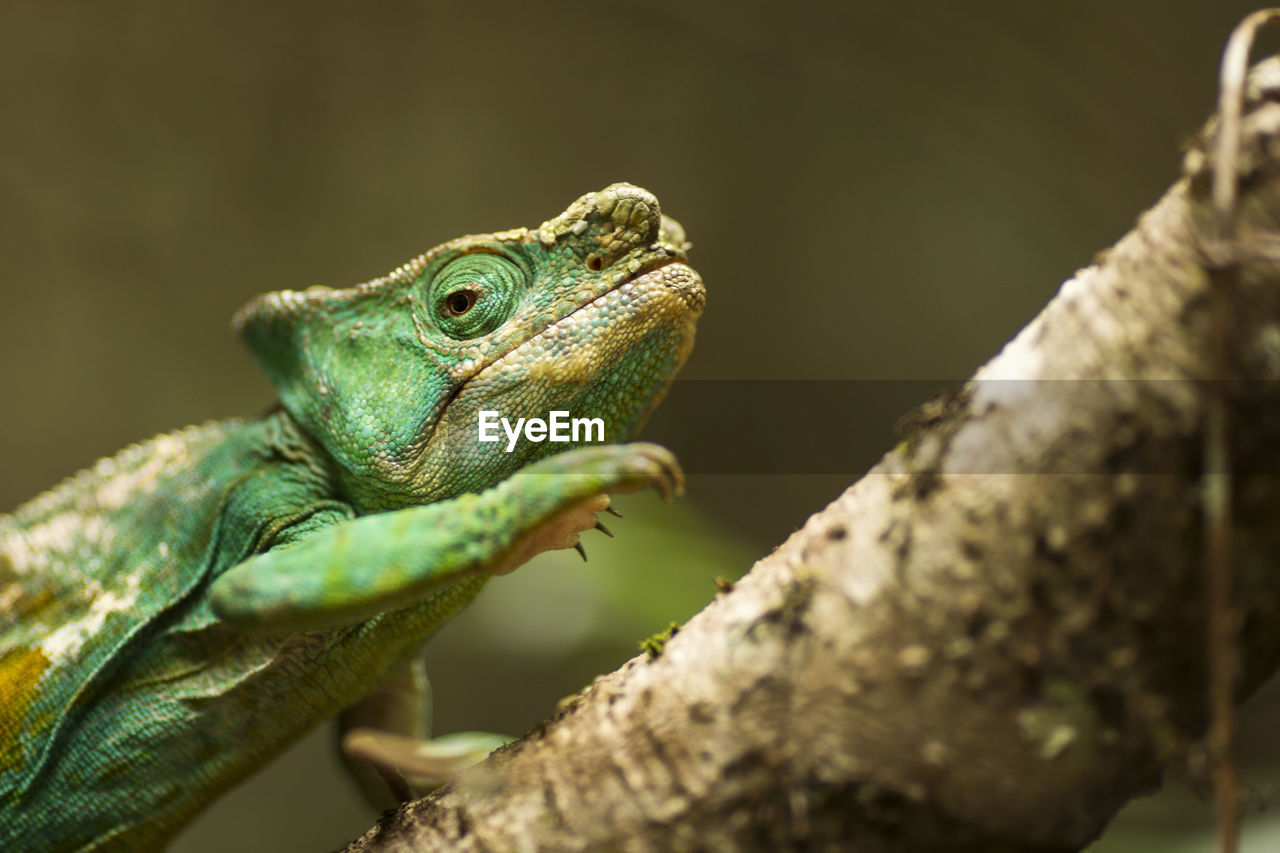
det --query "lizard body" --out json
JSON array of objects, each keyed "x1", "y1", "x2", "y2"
[{"x1": 0, "y1": 183, "x2": 704, "y2": 850}]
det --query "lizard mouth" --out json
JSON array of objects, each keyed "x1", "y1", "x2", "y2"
[
  {"x1": 442, "y1": 256, "x2": 703, "y2": 419},
  {"x1": 589, "y1": 255, "x2": 705, "y2": 316},
  {"x1": 514, "y1": 257, "x2": 705, "y2": 367}
]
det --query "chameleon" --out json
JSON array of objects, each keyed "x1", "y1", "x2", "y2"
[{"x1": 0, "y1": 182, "x2": 705, "y2": 850}]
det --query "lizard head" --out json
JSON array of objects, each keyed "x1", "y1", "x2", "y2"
[{"x1": 236, "y1": 183, "x2": 705, "y2": 509}]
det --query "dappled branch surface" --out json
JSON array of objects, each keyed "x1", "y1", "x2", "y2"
[{"x1": 344, "y1": 62, "x2": 1280, "y2": 853}]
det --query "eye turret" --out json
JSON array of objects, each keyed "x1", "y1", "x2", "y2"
[{"x1": 427, "y1": 253, "x2": 525, "y2": 340}]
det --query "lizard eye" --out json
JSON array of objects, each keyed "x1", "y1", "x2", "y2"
[
  {"x1": 425, "y1": 253, "x2": 524, "y2": 340},
  {"x1": 446, "y1": 289, "x2": 477, "y2": 316}
]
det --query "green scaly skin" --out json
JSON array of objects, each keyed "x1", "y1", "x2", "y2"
[{"x1": 0, "y1": 183, "x2": 705, "y2": 850}]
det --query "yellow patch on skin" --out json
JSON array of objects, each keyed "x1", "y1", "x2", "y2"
[
  {"x1": 0, "y1": 646, "x2": 50, "y2": 772},
  {"x1": 12, "y1": 588, "x2": 55, "y2": 621}
]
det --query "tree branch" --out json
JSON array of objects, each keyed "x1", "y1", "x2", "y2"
[{"x1": 344, "y1": 57, "x2": 1280, "y2": 853}]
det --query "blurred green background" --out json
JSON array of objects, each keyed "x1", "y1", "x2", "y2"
[{"x1": 2, "y1": 1, "x2": 1279, "y2": 850}]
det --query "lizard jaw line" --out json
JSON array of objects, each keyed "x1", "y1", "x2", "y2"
[{"x1": 463, "y1": 259, "x2": 703, "y2": 386}]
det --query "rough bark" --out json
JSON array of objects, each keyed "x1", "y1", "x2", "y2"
[{"x1": 343, "y1": 60, "x2": 1280, "y2": 852}]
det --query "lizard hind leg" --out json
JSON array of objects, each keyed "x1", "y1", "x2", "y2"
[{"x1": 338, "y1": 657, "x2": 510, "y2": 808}]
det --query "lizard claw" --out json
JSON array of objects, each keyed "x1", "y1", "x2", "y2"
[
  {"x1": 498, "y1": 443, "x2": 683, "y2": 571},
  {"x1": 612, "y1": 443, "x2": 684, "y2": 502}
]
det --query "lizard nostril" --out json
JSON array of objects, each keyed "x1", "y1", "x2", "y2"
[{"x1": 584, "y1": 253, "x2": 605, "y2": 272}]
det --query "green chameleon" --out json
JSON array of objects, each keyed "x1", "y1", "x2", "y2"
[{"x1": 0, "y1": 183, "x2": 705, "y2": 850}]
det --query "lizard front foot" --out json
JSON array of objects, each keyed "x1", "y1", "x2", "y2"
[
  {"x1": 492, "y1": 442, "x2": 684, "y2": 572},
  {"x1": 210, "y1": 443, "x2": 684, "y2": 632}
]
